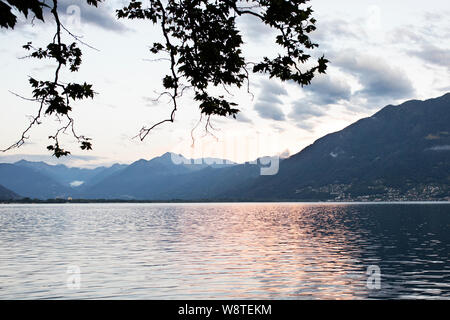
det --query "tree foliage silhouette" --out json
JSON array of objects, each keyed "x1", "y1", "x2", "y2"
[
  {"x1": 0, "y1": 0, "x2": 101, "y2": 157},
  {"x1": 0, "y1": 0, "x2": 328, "y2": 157}
]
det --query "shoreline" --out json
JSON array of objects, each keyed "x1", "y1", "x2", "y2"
[{"x1": 1, "y1": 199, "x2": 449, "y2": 205}]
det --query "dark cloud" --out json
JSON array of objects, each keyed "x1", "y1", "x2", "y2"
[
  {"x1": 289, "y1": 102, "x2": 326, "y2": 122},
  {"x1": 259, "y1": 79, "x2": 288, "y2": 96},
  {"x1": 225, "y1": 111, "x2": 253, "y2": 124},
  {"x1": 284, "y1": 74, "x2": 350, "y2": 127},
  {"x1": 255, "y1": 75, "x2": 349, "y2": 124},
  {"x1": 303, "y1": 74, "x2": 352, "y2": 105},
  {"x1": 333, "y1": 53, "x2": 415, "y2": 101},
  {"x1": 234, "y1": 112, "x2": 253, "y2": 123},
  {"x1": 44, "y1": 0, "x2": 127, "y2": 32},
  {"x1": 409, "y1": 45, "x2": 450, "y2": 70},
  {"x1": 259, "y1": 94, "x2": 283, "y2": 105},
  {"x1": 254, "y1": 102, "x2": 286, "y2": 121},
  {"x1": 253, "y1": 80, "x2": 287, "y2": 121}
]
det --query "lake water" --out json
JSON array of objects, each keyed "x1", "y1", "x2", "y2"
[{"x1": 0, "y1": 203, "x2": 449, "y2": 299}]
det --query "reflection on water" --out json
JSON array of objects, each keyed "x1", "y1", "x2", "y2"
[{"x1": 0, "y1": 203, "x2": 449, "y2": 299}]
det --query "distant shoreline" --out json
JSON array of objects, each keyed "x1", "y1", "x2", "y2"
[{"x1": 1, "y1": 199, "x2": 449, "y2": 204}]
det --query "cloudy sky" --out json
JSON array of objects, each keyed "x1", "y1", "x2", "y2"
[{"x1": 0, "y1": 0, "x2": 449, "y2": 167}]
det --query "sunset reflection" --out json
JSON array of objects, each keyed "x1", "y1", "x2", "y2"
[
  {"x1": 1, "y1": 203, "x2": 448, "y2": 299},
  {"x1": 157, "y1": 203, "x2": 378, "y2": 299}
]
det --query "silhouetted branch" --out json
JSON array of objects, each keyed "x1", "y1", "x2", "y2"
[
  {"x1": 60, "y1": 23, "x2": 100, "y2": 52},
  {"x1": 135, "y1": 0, "x2": 179, "y2": 141},
  {"x1": 2, "y1": 0, "x2": 95, "y2": 157}
]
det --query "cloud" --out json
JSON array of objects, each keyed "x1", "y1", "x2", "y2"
[
  {"x1": 388, "y1": 18, "x2": 450, "y2": 71},
  {"x1": 254, "y1": 102, "x2": 286, "y2": 121},
  {"x1": 302, "y1": 74, "x2": 352, "y2": 105},
  {"x1": 423, "y1": 11, "x2": 447, "y2": 22},
  {"x1": 409, "y1": 45, "x2": 450, "y2": 70},
  {"x1": 333, "y1": 53, "x2": 415, "y2": 102},
  {"x1": 237, "y1": 14, "x2": 275, "y2": 41},
  {"x1": 284, "y1": 74, "x2": 350, "y2": 127},
  {"x1": 234, "y1": 112, "x2": 253, "y2": 123},
  {"x1": 259, "y1": 94, "x2": 283, "y2": 105},
  {"x1": 438, "y1": 85, "x2": 450, "y2": 93},
  {"x1": 142, "y1": 96, "x2": 160, "y2": 107},
  {"x1": 293, "y1": 119, "x2": 316, "y2": 131},
  {"x1": 271, "y1": 124, "x2": 286, "y2": 133},
  {"x1": 390, "y1": 13, "x2": 450, "y2": 45},
  {"x1": 279, "y1": 149, "x2": 290, "y2": 159},
  {"x1": 427, "y1": 145, "x2": 450, "y2": 151},
  {"x1": 45, "y1": 0, "x2": 127, "y2": 32},
  {"x1": 390, "y1": 26, "x2": 427, "y2": 44},
  {"x1": 255, "y1": 75, "x2": 350, "y2": 125},
  {"x1": 253, "y1": 80, "x2": 288, "y2": 121},
  {"x1": 289, "y1": 102, "x2": 326, "y2": 122},
  {"x1": 389, "y1": 14, "x2": 450, "y2": 71},
  {"x1": 312, "y1": 18, "x2": 366, "y2": 42},
  {"x1": 70, "y1": 180, "x2": 84, "y2": 187},
  {"x1": 259, "y1": 79, "x2": 288, "y2": 96}
]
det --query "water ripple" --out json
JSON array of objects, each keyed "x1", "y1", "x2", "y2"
[{"x1": 0, "y1": 202, "x2": 449, "y2": 299}]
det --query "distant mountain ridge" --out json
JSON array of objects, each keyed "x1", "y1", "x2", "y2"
[
  {"x1": 0, "y1": 93, "x2": 449, "y2": 201},
  {"x1": 0, "y1": 152, "x2": 238, "y2": 200},
  {"x1": 13, "y1": 160, "x2": 127, "y2": 187},
  {"x1": 80, "y1": 152, "x2": 238, "y2": 199},
  {"x1": 0, "y1": 163, "x2": 70, "y2": 199}
]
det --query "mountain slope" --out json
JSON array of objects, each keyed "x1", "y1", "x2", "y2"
[
  {"x1": 2, "y1": 93, "x2": 448, "y2": 201},
  {"x1": 13, "y1": 160, "x2": 126, "y2": 187},
  {"x1": 152, "y1": 162, "x2": 261, "y2": 200},
  {"x1": 0, "y1": 163, "x2": 73, "y2": 199},
  {"x1": 233, "y1": 93, "x2": 450, "y2": 200},
  {"x1": 82, "y1": 152, "x2": 238, "y2": 199},
  {"x1": 0, "y1": 184, "x2": 21, "y2": 200}
]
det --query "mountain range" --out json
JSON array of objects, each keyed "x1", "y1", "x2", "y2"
[
  {"x1": 0, "y1": 93, "x2": 449, "y2": 201},
  {"x1": 0, "y1": 184, "x2": 20, "y2": 201}
]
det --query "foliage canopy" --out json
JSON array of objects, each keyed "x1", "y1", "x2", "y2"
[{"x1": 0, "y1": 0, "x2": 327, "y2": 157}]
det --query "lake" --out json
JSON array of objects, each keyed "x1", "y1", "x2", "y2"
[{"x1": 0, "y1": 203, "x2": 449, "y2": 299}]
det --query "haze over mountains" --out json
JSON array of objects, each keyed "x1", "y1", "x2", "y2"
[
  {"x1": 1, "y1": 93, "x2": 449, "y2": 201},
  {"x1": 13, "y1": 160, "x2": 127, "y2": 188}
]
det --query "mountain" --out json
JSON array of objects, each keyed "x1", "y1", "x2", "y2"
[
  {"x1": 1, "y1": 93, "x2": 448, "y2": 201},
  {"x1": 81, "y1": 152, "x2": 238, "y2": 199},
  {"x1": 148, "y1": 161, "x2": 262, "y2": 200},
  {"x1": 0, "y1": 184, "x2": 21, "y2": 200},
  {"x1": 230, "y1": 93, "x2": 450, "y2": 200},
  {"x1": 0, "y1": 163, "x2": 73, "y2": 199},
  {"x1": 0, "y1": 153, "x2": 237, "y2": 200},
  {"x1": 13, "y1": 160, "x2": 126, "y2": 187}
]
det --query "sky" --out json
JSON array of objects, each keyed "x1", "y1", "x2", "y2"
[{"x1": 0, "y1": 0, "x2": 449, "y2": 168}]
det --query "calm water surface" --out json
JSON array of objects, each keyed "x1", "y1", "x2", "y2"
[{"x1": 0, "y1": 203, "x2": 449, "y2": 299}]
